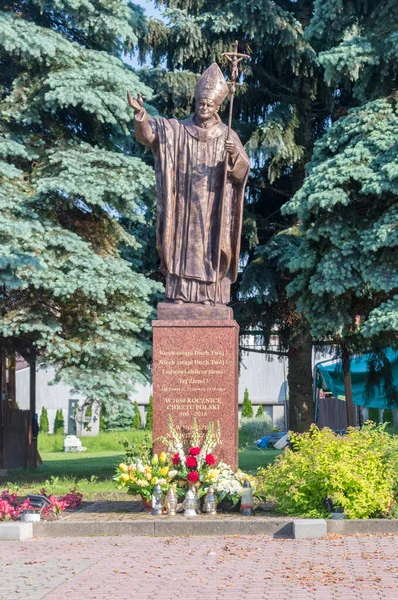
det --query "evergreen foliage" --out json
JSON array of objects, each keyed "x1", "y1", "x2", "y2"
[
  {"x1": 239, "y1": 414, "x2": 273, "y2": 439},
  {"x1": 241, "y1": 388, "x2": 254, "y2": 418},
  {"x1": 99, "y1": 406, "x2": 107, "y2": 432},
  {"x1": 256, "y1": 404, "x2": 265, "y2": 418},
  {"x1": 132, "y1": 400, "x2": 142, "y2": 430},
  {"x1": 146, "y1": 395, "x2": 153, "y2": 430},
  {"x1": 368, "y1": 407, "x2": 381, "y2": 424},
  {"x1": 282, "y1": 1, "x2": 398, "y2": 404},
  {"x1": 383, "y1": 408, "x2": 394, "y2": 426},
  {"x1": 137, "y1": 0, "x2": 339, "y2": 430},
  {"x1": 53, "y1": 409, "x2": 65, "y2": 434},
  {"x1": 104, "y1": 403, "x2": 134, "y2": 431},
  {"x1": 0, "y1": 1, "x2": 162, "y2": 408},
  {"x1": 39, "y1": 407, "x2": 49, "y2": 433}
]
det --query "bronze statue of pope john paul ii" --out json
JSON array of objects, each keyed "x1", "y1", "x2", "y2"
[{"x1": 128, "y1": 63, "x2": 249, "y2": 305}]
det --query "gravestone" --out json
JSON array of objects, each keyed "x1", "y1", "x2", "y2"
[
  {"x1": 153, "y1": 304, "x2": 239, "y2": 470},
  {"x1": 63, "y1": 435, "x2": 86, "y2": 453}
]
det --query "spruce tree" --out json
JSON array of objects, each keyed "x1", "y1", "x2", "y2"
[
  {"x1": 140, "y1": 0, "x2": 398, "y2": 426},
  {"x1": 146, "y1": 395, "x2": 153, "y2": 431},
  {"x1": 132, "y1": 401, "x2": 142, "y2": 430},
  {"x1": 368, "y1": 408, "x2": 380, "y2": 424},
  {"x1": 105, "y1": 404, "x2": 134, "y2": 430},
  {"x1": 39, "y1": 407, "x2": 49, "y2": 433},
  {"x1": 241, "y1": 388, "x2": 254, "y2": 418},
  {"x1": 256, "y1": 404, "x2": 265, "y2": 418},
  {"x1": 100, "y1": 406, "x2": 107, "y2": 432},
  {"x1": 382, "y1": 409, "x2": 394, "y2": 426},
  {"x1": 0, "y1": 2, "x2": 161, "y2": 409},
  {"x1": 283, "y1": 1, "x2": 398, "y2": 405},
  {"x1": 53, "y1": 409, "x2": 65, "y2": 434}
]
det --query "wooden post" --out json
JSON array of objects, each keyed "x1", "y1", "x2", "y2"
[
  {"x1": 28, "y1": 357, "x2": 38, "y2": 469},
  {"x1": 342, "y1": 345, "x2": 356, "y2": 427}
]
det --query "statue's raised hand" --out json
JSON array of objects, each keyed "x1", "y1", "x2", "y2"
[{"x1": 127, "y1": 91, "x2": 144, "y2": 113}]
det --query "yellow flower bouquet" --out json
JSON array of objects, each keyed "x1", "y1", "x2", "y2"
[{"x1": 113, "y1": 452, "x2": 178, "y2": 501}]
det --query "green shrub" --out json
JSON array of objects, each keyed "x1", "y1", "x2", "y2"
[
  {"x1": 104, "y1": 403, "x2": 134, "y2": 430},
  {"x1": 241, "y1": 388, "x2": 253, "y2": 418},
  {"x1": 383, "y1": 408, "x2": 394, "y2": 425},
  {"x1": 259, "y1": 423, "x2": 398, "y2": 519},
  {"x1": 146, "y1": 395, "x2": 153, "y2": 430},
  {"x1": 53, "y1": 409, "x2": 65, "y2": 434},
  {"x1": 39, "y1": 407, "x2": 49, "y2": 433},
  {"x1": 368, "y1": 407, "x2": 380, "y2": 423},
  {"x1": 100, "y1": 405, "x2": 107, "y2": 432},
  {"x1": 256, "y1": 404, "x2": 265, "y2": 418},
  {"x1": 132, "y1": 401, "x2": 141, "y2": 430},
  {"x1": 240, "y1": 414, "x2": 272, "y2": 441}
]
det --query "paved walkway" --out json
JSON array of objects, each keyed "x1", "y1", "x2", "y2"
[{"x1": 1, "y1": 534, "x2": 398, "y2": 599}]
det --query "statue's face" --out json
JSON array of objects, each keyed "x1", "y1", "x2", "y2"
[{"x1": 195, "y1": 98, "x2": 219, "y2": 122}]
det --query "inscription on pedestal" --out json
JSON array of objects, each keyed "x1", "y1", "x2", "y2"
[{"x1": 152, "y1": 320, "x2": 239, "y2": 469}]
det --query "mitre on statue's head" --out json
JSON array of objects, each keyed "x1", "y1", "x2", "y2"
[{"x1": 194, "y1": 63, "x2": 229, "y2": 105}]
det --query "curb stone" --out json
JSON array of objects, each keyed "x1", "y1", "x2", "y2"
[
  {"x1": 327, "y1": 518, "x2": 398, "y2": 535},
  {"x1": 293, "y1": 519, "x2": 327, "y2": 539},
  {"x1": 0, "y1": 522, "x2": 33, "y2": 541},
  {"x1": 27, "y1": 517, "x2": 398, "y2": 538}
]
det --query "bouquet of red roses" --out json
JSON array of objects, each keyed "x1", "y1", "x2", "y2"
[
  {"x1": 159, "y1": 416, "x2": 221, "y2": 491},
  {"x1": 172, "y1": 445, "x2": 217, "y2": 485}
]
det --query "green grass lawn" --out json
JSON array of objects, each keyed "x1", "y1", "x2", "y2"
[
  {"x1": 239, "y1": 447, "x2": 282, "y2": 472},
  {"x1": 0, "y1": 431, "x2": 281, "y2": 499}
]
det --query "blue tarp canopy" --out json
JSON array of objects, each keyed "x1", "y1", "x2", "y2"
[{"x1": 317, "y1": 350, "x2": 398, "y2": 409}]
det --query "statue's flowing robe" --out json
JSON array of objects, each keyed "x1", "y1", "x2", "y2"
[{"x1": 134, "y1": 110, "x2": 249, "y2": 303}]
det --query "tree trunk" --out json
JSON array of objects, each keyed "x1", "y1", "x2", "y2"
[
  {"x1": 28, "y1": 358, "x2": 38, "y2": 469},
  {"x1": 288, "y1": 327, "x2": 314, "y2": 432},
  {"x1": 286, "y1": 2, "x2": 316, "y2": 433}
]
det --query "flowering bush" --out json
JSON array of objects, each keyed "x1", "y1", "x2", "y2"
[
  {"x1": 0, "y1": 488, "x2": 83, "y2": 521},
  {"x1": 61, "y1": 488, "x2": 83, "y2": 510},
  {"x1": 0, "y1": 490, "x2": 30, "y2": 521},
  {"x1": 114, "y1": 452, "x2": 179, "y2": 501},
  {"x1": 42, "y1": 496, "x2": 67, "y2": 516},
  {"x1": 39, "y1": 488, "x2": 83, "y2": 517},
  {"x1": 258, "y1": 423, "x2": 398, "y2": 519}
]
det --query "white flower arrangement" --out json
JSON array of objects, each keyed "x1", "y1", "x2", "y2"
[
  {"x1": 158, "y1": 415, "x2": 221, "y2": 467},
  {"x1": 202, "y1": 462, "x2": 258, "y2": 505}
]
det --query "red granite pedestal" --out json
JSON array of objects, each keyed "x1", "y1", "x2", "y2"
[{"x1": 152, "y1": 304, "x2": 239, "y2": 470}]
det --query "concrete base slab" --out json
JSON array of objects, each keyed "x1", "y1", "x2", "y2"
[
  {"x1": 0, "y1": 522, "x2": 33, "y2": 541},
  {"x1": 154, "y1": 518, "x2": 292, "y2": 538},
  {"x1": 33, "y1": 518, "x2": 293, "y2": 538},
  {"x1": 33, "y1": 520, "x2": 154, "y2": 538},
  {"x1": 293, "y1": 519, "x2": 327, "y2": 539},
  {"x1": 12, "y1": 516, "x2": 398, "y2": 539}
]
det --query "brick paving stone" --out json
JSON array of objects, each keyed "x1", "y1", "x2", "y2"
[{"x1": 1, "y1": 534, "x2": 398, "y2": 599}]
